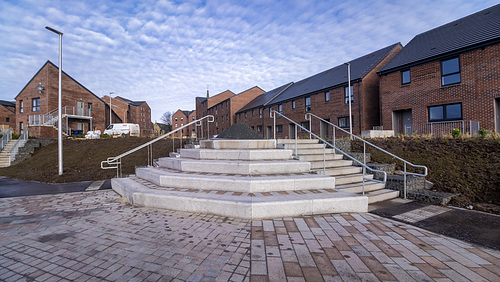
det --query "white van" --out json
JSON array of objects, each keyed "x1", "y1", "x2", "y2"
[{"x1": 104, "y1": 123, "x2": 140, "y2": 137}]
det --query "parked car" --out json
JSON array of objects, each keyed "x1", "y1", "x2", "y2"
[{"x1": 103, "y1": 123, "x2": 140, "y2": 137}]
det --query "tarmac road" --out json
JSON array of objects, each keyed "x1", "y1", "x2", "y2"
[{"x1": 0, "y1": 176, "x2": 111, "y2": 198}]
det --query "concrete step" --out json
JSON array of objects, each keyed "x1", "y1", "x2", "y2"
[
  {"x1": 294, "y1": 148, "x2": 336, "y2": 155},
  {"x1": 277, "y1": 139, "x2": 320, "y2": 144},
  {"x1": 322, "y1": 166, "x2": 363, "y2": 176},
  {"x1": 278, "y1": 143, "x2": 326, "y2": 150},
  {"x1": 179, "y1": 148, "x2": 294, "y2": 161},
  {"x1": 297, "y1": 154, "x2": 343, "y2": 162},
  {"x1": 336, "y1": 181, "x2": 386, "y2": 194},
  {"x1": 157, "y1": 157, "x2": 311, "y2": 175},
  {"x1": 136, "y1": 167, "x2": 335, "y2": 193},
  {"x1": 334, "y1": 174, "x2": 374, "y2": 185},
  {"x1": 365, "y1": 189, "x2": 400, "y2": 204},
  {"x1": 112, "y1": 176, "x2": 367, "y2": 219},
  {"x1": 200, "y1": 139, "x2": 276, "y2": 149},
  {"x1": 309, "y1": 159, "x2": 353, "y2": 170}
]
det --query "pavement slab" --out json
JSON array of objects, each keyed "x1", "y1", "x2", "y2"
[{"x1": 0, "y1": 190, "x2": 499, "y2": 281}]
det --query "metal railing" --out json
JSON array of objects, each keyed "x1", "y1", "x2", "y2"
[
  {"x1": 305, "y1": 113, "x2": 427, "y2": 199},
  {"x1": 101, "y1": 115, "x2": 214, "y2": 177},
  {"x1": 8, "y1": 128, "x2": 29, "y2": 166},
  {"x1": 0, "y1": 128, "x2": 13, "y2": 151},
  {"x1": 408, "y1": 120, "x2": 480, "y2": 137},
  {"x1": 271, "y1": 110, "x2": 387, "y2": 196}
]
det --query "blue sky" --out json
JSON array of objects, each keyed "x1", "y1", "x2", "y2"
[{"x1": 0, "y1": 0, "x2": 497, "y2": 122}]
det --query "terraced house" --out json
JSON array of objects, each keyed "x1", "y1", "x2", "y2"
[
  {"x1": 236, "y1": 43, "x2": 402, "y2": 138},
  {"x1": 378, "y1": 4, "x2": 500, "y2": 135},
  {"x1": 172, "y1": 109, "x2": 196, "y2": 138}
]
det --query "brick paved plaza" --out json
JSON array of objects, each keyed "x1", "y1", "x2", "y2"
[{"x1": 1, "y1": 190, "x2": 499, "y2": 281}]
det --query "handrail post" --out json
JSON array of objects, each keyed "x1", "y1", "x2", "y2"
[
  {"x1": 273, "y1": 111, "x2": 276, "y2": 140},
  {"x1": 309, "y1": 118, "x2": 312, "y2": 139},
  {"x1": 295, "y1": 124, "x2": 298, "y2": 156},
  {"x1": 404, "y1": 162, "x2": 407, "y2": 199},
  {"x1": 323, "y1": 144, "x2": 326, "y2": 175}
]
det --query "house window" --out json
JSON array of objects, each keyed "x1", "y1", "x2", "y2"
[
  {"x1": 428, "y1": 103, "x2": 462, "y2": 122},
  {"x1": 259, "y1": 108, "x2": 262, "y2": 119},
  {"x1": 276, "y1": 125, "x2": 283, "y2": 133},
  {"x1": 252, "y1": 109, "x2": 254, "y2": 117},
  {"x1": 441, "y1": 57, "x2": 461, "y2": 86},
  {"x1": 292, "y1": 100, "x2": 296, "y2": 109},
  {"x1": 88, "y1": 103, "x2": 92, "y2": 114},
  {"x1": 338, "y1": 116, "x2": 352, "y2": 129},
  {"x1": 401, "y1": 70, "x2": 411, "y2": 85},
  {"x1": 6, "y1": 117, "x2": 10, "y2": 122},
  {"x1": 175, "y1": 117, "x2": 177, "y2": 121},
  {"x1": 278, "y1": 104, "x2": 282, "y2": 113},
  {"x1": 300, "y1": 121, "x2": 310, "y2": 131},
  {"x1": 192, "y1": 116, "x2": 195, "y2": 121},
  {"x1": 20, "y1": 122, "x2": 23, "y2": 131},
  {"x1": 245, "y1": 112, "x2": 247, "y2": 122},
  {"x1": 325, "y1": 91, "x2": 330, "y2": 102},
  {"x1": 175, "y1": 123, "x2": 177, "y2": 127},
  {"x1": 19, "y1": 100, "x2": 23, "y2": 113},
  {"x1": 257, "y1": 125, "x2": 262, "y2": 132},
  {"x1": 305, "y1": 97, "x2": 311, "y2": 112},
  {"x1": 32, "y1": 98, "x2": 40, "y2": 112},
  {"x1": 344, "y1": 86, "x2": 353, "y2": 104},
  {"x1": 181, "y1": 117, "x2": 183, "y2": 121}
]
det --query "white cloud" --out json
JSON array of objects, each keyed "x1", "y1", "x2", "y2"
[{"x1": 0, "y1": 0, "x2": 497, "y2": 122}]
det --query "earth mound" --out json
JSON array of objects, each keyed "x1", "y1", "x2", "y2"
[{"x1": 216, "y1": 123, "x2": 262, "y2": 139}]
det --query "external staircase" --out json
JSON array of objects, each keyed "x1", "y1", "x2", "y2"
[
  {"x1": 0, "y1": 139, "x2": 28, "y2": 168},
  {"x1": 277, "y1": 139, "x2": 400, "y2": 204},
  {"x1": 112, "y1": 139, "x2": 368, "y2": 219}
]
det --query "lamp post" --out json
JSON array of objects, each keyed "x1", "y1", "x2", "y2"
[
  {"x1": 46, "y1": 26, "x2": 63, "y2": 175},
  {"x1": 109, "y1": 92, "x2": 114, "y2": 126},
  {"x1": 345, "y1": 62, "x2": 352, "y2": 136}
]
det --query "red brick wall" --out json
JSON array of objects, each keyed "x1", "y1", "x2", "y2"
[
  {"x1": 380, "y1": 44, "x2": 500, "y2": 132},
  {"x1": 16, "y1": 62, "x2": 107, "y2": 138},
  {"x1": 0, "y1": 105, "x2": 16, "y2": 133},
  {"x1": 172, "y1": 110, "x2": 188, "y2": 138}
]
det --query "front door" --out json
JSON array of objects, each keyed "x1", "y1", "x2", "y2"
[
  {"x1": 76, "y1": 101, "x2": 84, "y2": 116},
  {"x1": 266, "y1": 126, "x2": 272, "y2": 139},
  {"x1": 289, "y1": 123, "x2": 296, "y2": 139},
  {"x1": 320, "y1": 119, "x2": 331, "y2": 139},
  {"x1": 393, "y1": 109, "x2": 412, "y2": 135}
]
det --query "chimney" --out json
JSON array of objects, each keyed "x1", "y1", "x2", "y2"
[{"x1": 206, "y1": 84, "x2": 209, "y2": 98}]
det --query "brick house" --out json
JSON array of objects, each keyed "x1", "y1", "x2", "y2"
[
  {"x1": 0, "y1": 100, "x2": 16, "y2": 133},
  {"x1": 378, "y1": 4, "x2": 500, "y2": 135},
  {"x1": 15, "y1": 61, "x2": 111, "y2": 138},
  {"x1": 206, "y1": 86, "x2": 265, "y2": 137},
  {"x1": 153, "y1": 122, "x2": 171, "y2": 137},
  {"x1": 236, "y1": 43, "x2": 402, "y2": 138},
  {"x1": 195, "y1": 90, "x2": 235, "y2": 138},
  {"x1": 172, "y1": 109, "x2": 197, "y2": 138},
  {"x1": 102, "y1": 96, "x2": 152, "y2": 136}
]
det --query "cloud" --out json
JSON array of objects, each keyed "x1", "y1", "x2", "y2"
[{"x1": 0, "y1": 0, "x2": 497, "y2": 122}]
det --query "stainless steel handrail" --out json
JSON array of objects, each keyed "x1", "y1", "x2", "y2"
[
  {"x1": 8, "y1": 128, "x2": 29, "y2": 166},
  {"x1": 271, "y1": 110, "x2": 386, "y2": 195},
  {"x1": 305, "y1": 113, "x2": 428, "y2": 199},
  {"x1": 0, "y1": 128, "x2": 13, "y2": 151},
  {"x1": 101, "y1": 115, "x2": 214, "y2": 177}
]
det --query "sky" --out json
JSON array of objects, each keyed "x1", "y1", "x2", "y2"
[{"x1": 0, "y1": 0, "x2": 497, "y2": 122}]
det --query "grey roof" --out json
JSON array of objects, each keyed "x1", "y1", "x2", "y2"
[
  {"x1": 181, "y1": 110, "x2": 194, "y2": 117},
  {"x1": 379, "y1": 4, "x2": 500, "y2": 74},
  {"x1": 268, "y1": 43, "x2": 401, "y2": 105},
  {"x1": 0, "y1": 100, "x2": 15, "y2": 107},
  {"x1": 117, "y1": 96, "x2": 146, "y2": 107},
  {"x1": 196, "y1": 97, "x2": 207, "y2": 103},
  {"x1": 237, "y1": 82, "x2": 293, "y2": 113}
]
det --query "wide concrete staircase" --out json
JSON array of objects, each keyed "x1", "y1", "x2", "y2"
[
  {"x1": 277, "y1": 139, "x2": 399, "y2": 204},
  {"x1": 0, "y1": 139, "x2": 27, "y2": 168},
  {"x1": 112, "y1": 139, "x2": 368, "y2": 219}
]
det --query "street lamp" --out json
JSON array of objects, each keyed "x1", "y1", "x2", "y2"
[
  {"x1": 109, "y1": 92, "x2": 114, "y2": 126},
  {"x1": 46, "y1": 26, "x2": 63, "y2": 175},
  {"x1": 345, "y1": 62, "x2": 352, "y2": 136}
]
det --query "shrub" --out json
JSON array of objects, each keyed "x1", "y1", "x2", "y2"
[
  {"x1": 478, "y1": 128, "x2": 489, "y2": 138},
  {"x1": 100, "y1": 134, "x2": 113, "y2": 139},
  {"x1": 451, "y1": 128, "x2": 461, "y2": 138}
]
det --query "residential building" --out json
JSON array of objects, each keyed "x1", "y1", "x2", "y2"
[
  {"x1": 236, "y1": 43, "x2": 402, "y2": 138},
  {"x1": 206, "y1": 86, "x2": 265, "y2": 137},
  {"x1": 378, "y1": 4, "x2": 500, "y2": 135},
  {"x1": 15, "y1": 61, "x2": 110, "y2": 138},
  {"x1": 153, "y1": 122, "x2": 171, "y2": 137},
  {"x1": 195, "y1": 90, "x2": 235, "y2": 138},
  {"x1": 102, "y1": 96, "x2": 152, "y2": 136},
  {"x1": 0, "y1": 100, "x2": 16, "y2": 133},
  {"x1": 172, "y1": 109, "x2": 197, "y2": 138}
]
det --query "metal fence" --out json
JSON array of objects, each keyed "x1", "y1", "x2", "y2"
[{"x1": 409, "y1": 121, "x2": 480, "y2": 137}]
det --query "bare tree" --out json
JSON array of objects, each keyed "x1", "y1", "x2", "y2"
[{"x1": 160, "y1": 111, "x2": 172, "y2": 125}]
